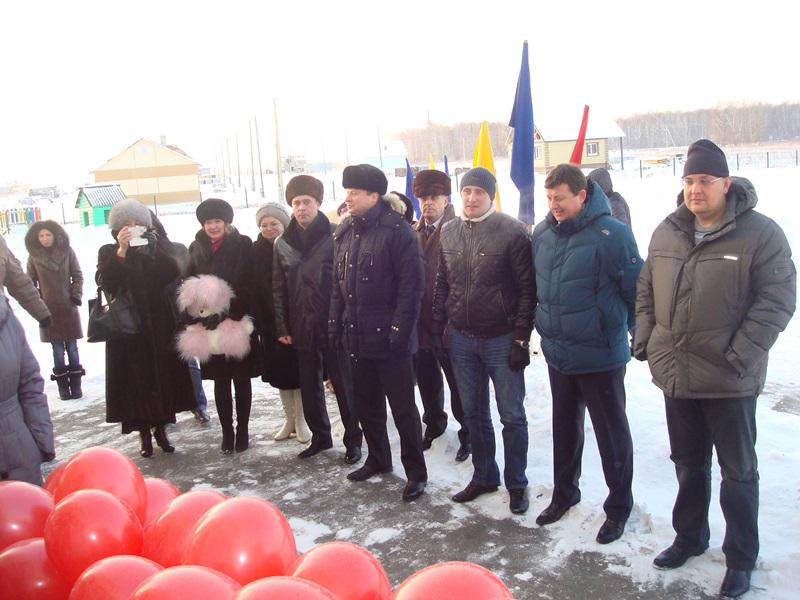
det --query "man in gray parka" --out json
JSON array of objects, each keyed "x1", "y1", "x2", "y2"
[
  {"x1": 0, "y1": 296, "x2": 55, "y2": 485},
  {"x1": 634, "y1": 139, "x2": 796, "y2": 599}
]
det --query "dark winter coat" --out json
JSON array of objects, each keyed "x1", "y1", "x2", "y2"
[
  {"x1": 186, "y1": 227, "x2": 259, "y2": 380},
  {"x1": 252, "y1": 235, "x2": 300, "y2": 390},
  {"x1": 0, "y1": 234, "x2": 51, "y2": 323},
  {"x1": 415, "y1": 203, "x2": 456, "y2": 349},
  {"x1": 433, "y1": 209, "x2": 535, "y2": 341},
  {"x1": 588, "y1": 167, "x2": 632, "y2": 227},
  {"x1": 0, "y1": 297, "x2": 54, "y2": 485},
  {"x1": 329, "y1": 199, "x2": 424, "y2": 359},
  {"x1": 97, "y1": 232, "x2": 196, "y2": 433},
  {"x1": 273, "y1": 212, "x2": 335, "y2": 351},
  {"x1": 634, "y1": 178, "x2": 796, "y2": 399},
  {"x1": 25, "y1": 221, "x2": 83, "y2": 343},
  {"x1": 532, "y1": 180, "x2": 642, "y2": 374}
]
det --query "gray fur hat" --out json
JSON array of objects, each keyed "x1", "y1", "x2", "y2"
[
  {"x1": 108, "y1": 199, "x2": 152, "y2": 231},
  {"x1": 255, "y1": 202, "x2": 291, "y2": 228}
]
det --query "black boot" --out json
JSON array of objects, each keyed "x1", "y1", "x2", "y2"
[
  {"x1": 221, "y1": 426, "x2": 235, "y2": 454},
  {"x1": 139, "y1": 428, "x2": 153, "y2": 458},
  {"x1": 235, "y1": 424, "x2": 249, "y2": 452},
  {"x1": 51, "y1": 369, "x2": 70, "y2": 400},
  {"x1": 153, "y1": 425, "x2": 175, "y2": 453},
  {"x1": 67, "y1": 366, "x2": 85, "y2": 399}
]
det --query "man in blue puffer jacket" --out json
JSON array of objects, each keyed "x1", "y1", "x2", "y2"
[{"x1": 532, "y1": 163, "x2": 642, "y2": 545}]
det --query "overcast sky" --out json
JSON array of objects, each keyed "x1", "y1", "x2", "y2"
[{"x1": 2, "y1": 0, "x2": 797, "y2": 186}]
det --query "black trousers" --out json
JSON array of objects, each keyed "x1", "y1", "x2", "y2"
[
  {"x1": 351, "y1": 355, "x2": 427, "y2": 482},
  {"x1": 547, "y1": 366, "x2": 633, "y2": 522},
  {"x1": 414, "y1": 349, "x2": 469, "y2": 443},
  {"x1": 324, "y1": 348, "x2": 363, "y2": 450},
  {"x1": 297, "y1": 347, "x2": 363, "y2": 449},
  {"x1": 214, "y1": 376, "x2": 252, "y2": 434},
  {"x1": 664, "y1": 395, "x2": 759, "y2": 571}
]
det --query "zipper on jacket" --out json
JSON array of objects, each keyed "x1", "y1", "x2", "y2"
[{"x1": 465, "y1": 221, "x2": 475, "y2": 329}]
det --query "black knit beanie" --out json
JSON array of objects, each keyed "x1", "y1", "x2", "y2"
[
  {"x1": 683, "y1": 139, "x2": 729, "y2": 177},
  {"x1": 459, "y1": 167, "x2": 496, "y2": 200}
]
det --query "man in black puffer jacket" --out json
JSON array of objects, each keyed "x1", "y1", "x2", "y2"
[
  {"x1": 273, "y1": 175, "x2": 363, "y2": 463},
  {"x1": 329, "y1": 164, "x2": 427, "y2": 502},
  {"x1": 433, "y1": 167, "x2": 535, "y2": 515}
]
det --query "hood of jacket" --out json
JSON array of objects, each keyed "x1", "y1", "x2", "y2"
[
  {"x1": 24, "y1": 220, "x2": 70, "y2": 262},
  {"x1": 544, "y1": 179, "x2": 611, "y2": 235},
  {"x1": 587, "y1": 168, "x2": 613, "y2": 195},
  {"x1": 670, "y1": 177, "x2": 757, "y2": 234}
]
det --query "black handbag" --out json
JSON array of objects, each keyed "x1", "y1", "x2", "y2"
[{"x1": 87, "y1": 286, "x2": 140, "y2": 342}]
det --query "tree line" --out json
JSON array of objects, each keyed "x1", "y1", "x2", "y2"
[
  {"x1": 617, "y1": 102, "x2": 800, "y2": 149},
  {"x1": 397, "y1": 122, "x2": 511, "y2": 164}
]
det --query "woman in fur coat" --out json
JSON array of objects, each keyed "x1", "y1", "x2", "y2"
[
  {"x1": 252, "y1": 203, "x2": 310, "y2": 443},
  {"x1": 96, "y1": 200, "x2": 196, "y2": 457},
  {"x1": 186, "y1": 198, "x2": 259, "y2": 454},
  {"x1": 25, "y1": 220, "x2": 84, "y2": 400}
]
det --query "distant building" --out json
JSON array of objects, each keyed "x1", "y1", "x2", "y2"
[
  {"x1": 29, "y1": 186, "x2": 60, "y2": 200},
  {"x1": 532, "y1": 115, "x2": 625, "y2": 173},
  {"x1": 74, "y1": 184, "x2": 126, "y2": 227},
  {"x1": 92, "y1": 138, "x2": 201, "y2": 206}
]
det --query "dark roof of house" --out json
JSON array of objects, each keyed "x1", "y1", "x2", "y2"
[{"x1": 75, "y1": 184, "x2": 126, "y2": 208}]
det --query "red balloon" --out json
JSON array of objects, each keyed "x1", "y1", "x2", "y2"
[
  {"x1": 69, "y1": 554, "x2": 163, "y2": 600},
  {"x1": 54, "y1": 446, "x2": 147, "y2": 524},
  {"x1": 237, "y1": 576, "x2": 337, "y2": 599},
  {"x1": 131, "y1": 565, "x2": 241, "y2": 600},
  {"x1": 143, "y1": 490, "x2": 226, "y2": 567},
  {"x1": 292, "y1": 541, "x2": 391, "y2": 600},
  {"x1": 0, "y1": 480, "x2": 54, "y2": 552},
  {"x1": 44, "y1": 461, "x2": 68, "y2": 495},
  {"x1": 143, "y1": 478, "x2": 180, "y2": 526},
  {"x1": 0, "y1": 538, "x2": 70, "y2": 600},
  {"x1": 393, "y1": 562, "x2": 513, "y2": 599},
  {"x1": 44, "y1": 489, "x2": 143, "y2": 584},
  {"x1": 183, "y1": 496, "x2": 297, "y2": 585}
]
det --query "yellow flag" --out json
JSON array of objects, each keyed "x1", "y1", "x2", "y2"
[
  {"x1": 428, "y1": 153, "x2": 435, "y2": 170},
  {"x1": 472, "y1": 121, "x2": 501, "y2": 211}
]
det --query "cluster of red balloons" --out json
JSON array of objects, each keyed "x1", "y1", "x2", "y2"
[{"x1": 0, "y1": 446, "x2": 513, "y2": 599}]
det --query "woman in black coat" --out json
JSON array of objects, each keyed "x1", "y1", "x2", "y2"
[
  {"x1": 252, "y1": 203, "x2": 309, "y2": 443},
  {"x1": 96, "y1": 200, "x2": 195, "y2": 457},
  {"x1": 186, "y1": 198, "x2": 259, "y2": 454}
]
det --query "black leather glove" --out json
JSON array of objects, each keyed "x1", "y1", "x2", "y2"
[
  {"x1": 134, "y1": 230, "x2": 158, "y2": 258},
  {"x1": 508, "y1": 342, "x2": 530, "y2": 372},
  {"x1": 71, "y1": 297, "x2": 82, "y2": 306},
  {"x1": 41, "y1": 451, "x2": 56, "y2": 462},
  {"x1": 39, "y1": 317, "x2": 52, "y2": 329}
]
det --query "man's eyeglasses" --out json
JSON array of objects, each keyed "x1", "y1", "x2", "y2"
[{"x1": 682, "y1": 176, "x2": 723, "y2": 187}]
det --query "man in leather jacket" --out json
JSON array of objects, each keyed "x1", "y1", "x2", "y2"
[{"x1": 432, "y1": 167, "x2": 535, "y2": 515}]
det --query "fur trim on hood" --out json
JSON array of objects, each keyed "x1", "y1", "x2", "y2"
[{"x1": 24, "y1": 220, "x2": 70, "y2": 258}]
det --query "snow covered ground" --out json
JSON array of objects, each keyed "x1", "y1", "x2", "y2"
[{"x1": 3, "y1": 164, "x2": 798, "y2": 599}]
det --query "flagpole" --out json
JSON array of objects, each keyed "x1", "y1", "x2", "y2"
[
  {"x1": 273, "y1": 97, "x2": 284, "y2": 201},
  {"x1": 249, "y1": 119, "x2": 256, "y2": 192},
  {"x1": 254, "y1": 115, "x2": 265, "y2": 198}
]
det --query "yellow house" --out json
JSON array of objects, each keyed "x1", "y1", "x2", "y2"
[
  {"x1": 92, "y1": 138, "x2": 201, "y2": 205},
  {"x1": 533, "y1": 116, "x2": 625, "y2": 173}
]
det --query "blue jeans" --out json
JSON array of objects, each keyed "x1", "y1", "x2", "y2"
[
  {"x1": 450, "y1": 330, "x2": 528, "y2": 489},
  {"x1": 51, "y1": 340, "x2": 80, "y2": 371},
  {"x1": 188, "y1": 357, "x2": 207, "y2": 411}
]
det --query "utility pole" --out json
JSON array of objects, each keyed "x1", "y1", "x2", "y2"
[
  {"x1": 273, "y1": 97, "x2": 284, "y2": 201},
  {"x1": 254, "y1": 115, "x2": 265, "y2": 198},
  {"x1": 344, "y1": 130, "x2": 350, "y2": 165},
  {"x1": 235, "y1": 130, "x2": 242, "y2": 188},
  {"x1": 220, "y1": 143, "x2": 227, "y2": 186},
  {"x1": 376, "y1": 124, "x2": 384, "y2": 169},
  {"x1": 225, "y1": 138, "x2": 233, "y2": 190},
  {"x1": 249, "y1": 119, "x2": 256, "y2": 192}
]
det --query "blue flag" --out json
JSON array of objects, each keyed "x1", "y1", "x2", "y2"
[
  {"x1": 509, "y1": 41, "x2": 535, "y2": 225},
  {"x1": 405, "y1": 158, "x2": 421, "y2": 218},
  {"x1": 444, "y1": 155, "x2": 452, "y2": 202}
]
